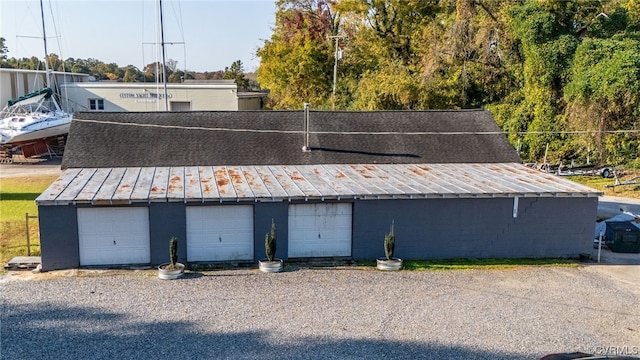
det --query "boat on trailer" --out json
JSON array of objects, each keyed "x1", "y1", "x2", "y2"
[
  {"x1": 0, "y1": 0, "x2": 72, "y2": 158},
  {"x1": 0, "y1": 88, "x2": 71, "y2": 147}
]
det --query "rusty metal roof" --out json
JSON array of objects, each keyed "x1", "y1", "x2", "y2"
[{"x1": 36, "y1": 163, "x2": 602, "y2": 206}]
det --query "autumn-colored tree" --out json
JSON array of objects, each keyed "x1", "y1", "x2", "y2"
[{"x1": 257, "y1": 0, "x2": 339, "y2": 109}]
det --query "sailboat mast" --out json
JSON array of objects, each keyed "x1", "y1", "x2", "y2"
[
  {"x1": 39, "y1": 0, "x2": 51, "y2": 88},
  {"x1": 159, "y1": 0, "x2": 169, "y2": 111}
]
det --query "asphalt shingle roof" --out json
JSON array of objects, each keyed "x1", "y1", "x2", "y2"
[{"x1": 61, "y1": 109, "x2": 521, "y2": 169}]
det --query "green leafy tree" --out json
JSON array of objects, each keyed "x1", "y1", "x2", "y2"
[
  {"x1": 489, "y1": 0, "x2": 582, "y2": 162},
  {"x1": 0, "y1": 37, "x2": 8, "y2": 63},
  {"x1": 334, "y1": 0, "x2": 437, "y2": 109},
  {"x1": 223, "y1": 60, "x2": 250, "y2": 90},
  {"x1": 564, "y1": 36, "x2": 640, "y2": 164}
]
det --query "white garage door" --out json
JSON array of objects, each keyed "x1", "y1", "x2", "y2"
[
  {"x1": 288, "y1": 203, "x2": 352, "y2": 257},
  {"x1": 77, "y1": 208, "x2": 150, "y2": 266},
  {"x1": 186, "y1": 205, "x2": 254, "y2": 261}
]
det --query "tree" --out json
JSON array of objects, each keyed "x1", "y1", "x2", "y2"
[
  {"x1": 489, "y1": 0, "x2": 583, "y2": 162},
  {"x1": 257, "y1": 0, "x2": 338, "y2": 109},
  {"x1": 223, "y1": 60, "x2": 249, "y2": 90},
  {"x1": 168, "y1": 69, "x2": 195, "y2": 83},
  {"x1": 69, "y1": 64, "x2": 88, "y2": 74},
  {"x1": 0, "y1": 37, "x2": 8, "y2": 62},
  {"x1": 334, "y1": 0, "x2": 437, "y2": 109},
  {"x1": 564, "y1": 36, "x2": 640, "y2": 164},
  {"x1": 143, "y1": 60, "x2": 175, "y2": 83}
]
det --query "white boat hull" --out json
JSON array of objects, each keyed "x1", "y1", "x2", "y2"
[{"x1": 1, "y1": 118, "x2": 71, "y2": 145}]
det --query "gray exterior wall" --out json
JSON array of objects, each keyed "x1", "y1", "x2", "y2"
[
  {"x1": 253, "y1": 202, "x2": 289, "y2": 261},
  {"x1": 38, "y1": 196, "x2": 598, "y2": 271},
  {"x1": 352, "y1": 197, "x2": 598, "y2": 260},
  {"x1": 38, "y1": 205, "x2": 79, "y2": 270},
  {"x1": 150, "y1": 203, "x2": 187, "y2": 265}
]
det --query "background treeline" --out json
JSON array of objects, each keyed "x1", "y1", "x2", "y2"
[
  {"x1": 256, "y1": 0, "x2": 640, "y2": 166},
  {"x1": 0, "y1": 42, "x2": 258, "y2": 92}
]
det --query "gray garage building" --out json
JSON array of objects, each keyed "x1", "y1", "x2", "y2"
[{"x1": 36, "y1": 109, "x2": 601, "y2": 270}]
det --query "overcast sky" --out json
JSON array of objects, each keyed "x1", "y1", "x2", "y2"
[{"x1": 1, "y1": 0, "x2": 276, "y2": 72}]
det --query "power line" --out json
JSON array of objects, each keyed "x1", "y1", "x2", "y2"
[{"x1": 72, "y1": 118, "x2": 640, "y2": 136}]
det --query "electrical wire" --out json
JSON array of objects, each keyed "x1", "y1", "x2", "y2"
[{"x1": 71, "y1": 118, "x2": 640, "y2": 136}]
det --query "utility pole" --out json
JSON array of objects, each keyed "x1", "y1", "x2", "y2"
[
  {"x1": 329, "y1": 35, "x2": 347, "y2": 108},
  {"x1": 159, "y1": 0, "x2": 169, "y2": 111}
]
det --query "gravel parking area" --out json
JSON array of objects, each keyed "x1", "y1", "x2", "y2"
[{"x1": 2, "y1": 265, "x2": 639, "y2": 360}]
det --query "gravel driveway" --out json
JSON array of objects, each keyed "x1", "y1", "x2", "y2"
[
  {"x1": 2, "y1": 265, "x2": 639, "y2": 360},
  {"x1": 0, "y1": 158, "x2": 62, "y2": 178}
]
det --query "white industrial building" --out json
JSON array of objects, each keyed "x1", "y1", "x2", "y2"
[
  {"x1": 61, "y1": 80, "x2": 266, "y2": 112},
  {"x1": 0, "y1": 68, "x2": 88, "y2": 109},
  {"x1": 1, "y1": 69, "x2": 266, "y2": 112}
]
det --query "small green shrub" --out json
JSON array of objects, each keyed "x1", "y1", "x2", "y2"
[
  {"x1": 384, "y1": 220, "x2": 395, "y2": 260},
  {"x1": 265, "y1": 219, "x2": 276, "y2": 262},
  {"x1": 169, "y1": 236, "x2": 178, "y2": 268}
]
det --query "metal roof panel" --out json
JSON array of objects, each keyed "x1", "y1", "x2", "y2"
[
  {"x1": 184, "y1": 166, "x2": 202, "y2": 201},
  {"x1": 167, "y1": 167, "x2": 185, "y2": 201},
  {"x1": 280, "y1": 165, "x2": 323, "y2": 198},
  {"x1": 131, "y1": 167, "x2": 155, "y2": 202},
  {"x1": 75, "y1": 168, "x2": 112, "y2": 203},
  {"x1": 36, "y1": 168, "x2": 82, "y2": 205},
  {"x1": 213, "y1": 166, "x2": 237, "y2": 199},
  {"x1": 240, "y1": 166, "x2": 272, "y2": 199},
  {"x1": 56, "y1": 168, "x2": 97, "y2": 203},
  {"x1": 198, "y1": 166, "x2": 219, "y2": 200},
  {"x1": 227, "y1": 166, "x2": 255, "y2": 200},
  {"x1": 93, "y1": 167, "x2": 126, "y2": 204},
  {"x1": 36, "y1": 163, "x2": 602, "y2": 205},
  {"x1": 112, "y1": 167, "x2": 142, "y2": 202},
  {"x1": 149, "y1": 167, "x2": 170, "y2": 201}
]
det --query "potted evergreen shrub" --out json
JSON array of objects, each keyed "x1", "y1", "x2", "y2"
[
  {"x1": 376, "y1": 220, "x2": 403, "y2": 271},
  {"x1": 158, "y1": 236, "x2": 185, "y2": 279},
  {"x1": 258, "y1": 219, "x2": 283, "y2": 273}
]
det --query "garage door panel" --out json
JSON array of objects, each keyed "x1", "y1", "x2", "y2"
[
  {"x1": 186, "y1": 206, "x2": 253, "y2": 261},
  {"x1": 288, "y1": 203, "x2": 352, "y2": 257},
  {"x1": 78, "y1": 208, "x2": 150, "y2": 266}
]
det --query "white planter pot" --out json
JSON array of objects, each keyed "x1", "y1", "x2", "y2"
[
  {"x1": 258, "y1": 259, "x2": 284, "y2": 273},
  {"x1": 376, "y1": 258, "x2": 403, "y2": 271},
  {"x1": 158, "y1": 263, "x2": 185, "y2": 279}
]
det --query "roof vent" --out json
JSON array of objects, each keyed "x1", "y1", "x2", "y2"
[{"x1": 302, "y1": 102, "x2": 311, "y2": 152}]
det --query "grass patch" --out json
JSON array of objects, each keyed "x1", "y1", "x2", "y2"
[
  {"x1": 357, "y1": 258, "x2": 577, "y2": 270},
  {"x1": 1, "y1": 176, "x2": 58, "y2": 220},
  {"x1": 402, "y1": 258, "x2": 577, "y2": 270},
  {"x1": 0, "y1": 175, "x2": 58, "y2": 271}
]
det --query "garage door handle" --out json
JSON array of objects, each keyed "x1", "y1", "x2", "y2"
[
  {"x1": 113, "y1": 240, "x2": 116, "y2": 245},
  {"x1": 219, "y1": 236, "x2": 222, "y2": 242}
]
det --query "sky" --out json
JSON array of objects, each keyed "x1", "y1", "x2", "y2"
[{"x1": 0, "y1": 0, "x2": 277, "y2": 72}]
